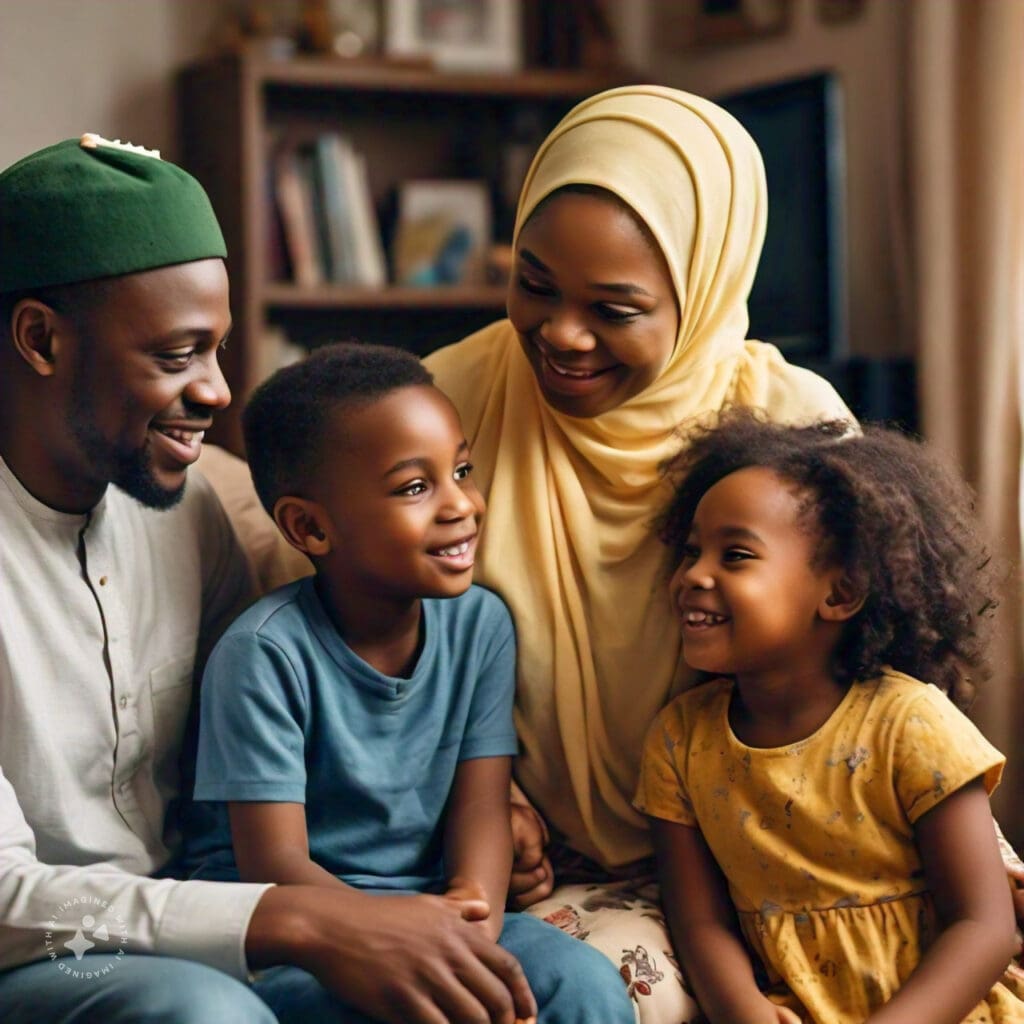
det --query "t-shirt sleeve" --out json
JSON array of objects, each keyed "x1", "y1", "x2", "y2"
[
  {"x1": 633, "y1": 700, "x2": 698, "y2": 827},
  {"x1": 893, "y1": 684, "x2": 1005, "y2": 824},
  {"x1": 458, "y1": 594, "x2": 518, "y2": 761},
  {"x1": 194, "y1": 632, "x2": 309, "y2": 803}
]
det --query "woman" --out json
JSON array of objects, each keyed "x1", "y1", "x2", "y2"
[{"x1": 424, "y1": 85, "x2": 1023, "y2": 1022}]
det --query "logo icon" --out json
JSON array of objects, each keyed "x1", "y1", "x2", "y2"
[{"x1": 44, "y1": 896, "x2": 128, "y2": 978}]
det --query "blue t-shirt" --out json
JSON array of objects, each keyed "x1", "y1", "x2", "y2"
[{"x1": 186, "y1": 578, "x2": 518, "y2": 892}]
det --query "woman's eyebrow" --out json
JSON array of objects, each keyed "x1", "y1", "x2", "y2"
[{"x1": 518, "y1": 247, "x2": 653, "y2": 297}]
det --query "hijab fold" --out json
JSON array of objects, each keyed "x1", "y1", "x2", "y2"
[{"x1": 427, "y1": 86, "x2": 850, "y2": 866}]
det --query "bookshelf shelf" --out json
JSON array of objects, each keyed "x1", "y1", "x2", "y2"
[
  {"x1": 263, "y1": 282, "x2": 508, "y2": 310},
  {"x1": 178, "y1": 52, "x2": 631, "y2": 452}
]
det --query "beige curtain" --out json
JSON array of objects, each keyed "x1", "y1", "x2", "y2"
[{"x1": 904, "y1": 0, "x2": 1024, "y2": 848}]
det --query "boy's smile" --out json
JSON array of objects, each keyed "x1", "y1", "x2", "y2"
[{"x1": 312, "y1": 384, "x2": 485, "y2": 603}]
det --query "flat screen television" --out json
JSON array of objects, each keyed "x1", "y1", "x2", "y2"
[{"x1": 718, "y1": 72, "x2": 845, "y2": 362}]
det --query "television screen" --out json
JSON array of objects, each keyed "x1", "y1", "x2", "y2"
[{"x1": 718, "y1": 73, "x2": 845, "y2": 361}]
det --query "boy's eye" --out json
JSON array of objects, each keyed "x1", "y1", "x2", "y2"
[
  {"x1": 454, "y1": 461, "x2": 474, "y2": 481},
  {"x1": 395, "y1": 480, "x2": 428, "y2": 497},
  {"x1": 679, "y1": 542, "x2": 700, "y2": 562}
]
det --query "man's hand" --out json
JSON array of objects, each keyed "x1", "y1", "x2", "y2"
[
  {"x1": 248, "y1": 885, "x2": 537, "y2": 1024},
  {"x1": 508, "y1": 802, "x2": 553, "y2": 910}
]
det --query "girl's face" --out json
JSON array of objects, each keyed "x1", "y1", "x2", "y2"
[
  {"x1": 507, "y1": 191, "x2": 680, "y2": 418},
  {"x1": 669, "y1": 466, "x2": 841, "y2": 683}
]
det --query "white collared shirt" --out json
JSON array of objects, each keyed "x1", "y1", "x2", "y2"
[{"x1": 0, "y1": 455, "x2": 269, "y2": 978}]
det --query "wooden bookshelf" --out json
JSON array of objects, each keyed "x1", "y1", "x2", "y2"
[{"x1": 177, "y1": 52, "x2": 632, "y2": 453}]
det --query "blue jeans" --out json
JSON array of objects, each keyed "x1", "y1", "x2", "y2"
[{"x1": 0, "y1": 913, "x2": 634, "y2": 1023}]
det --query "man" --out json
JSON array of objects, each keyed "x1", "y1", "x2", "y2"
[{"x1": 0, "y1": 135, "x2": 537, "y2": 1024}]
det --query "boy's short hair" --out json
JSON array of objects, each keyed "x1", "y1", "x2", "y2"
[{"x1": 243, "y1": 341, "x2": 433, "y2": 515}]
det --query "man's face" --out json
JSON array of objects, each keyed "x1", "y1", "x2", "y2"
[{"x1": 58, "y1": 259, "x2": 232, "y2": 509}]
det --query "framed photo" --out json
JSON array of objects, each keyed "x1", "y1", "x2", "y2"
[
  {"x1": 384, "y1": 0, "x2": 522, "y2": 72},
  {"x1": 393, "y1": 180, "x2": 493, "y2": 286}
]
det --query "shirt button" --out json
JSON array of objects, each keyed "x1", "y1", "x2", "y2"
[
  {"x1": 99, "y1": 576, "x2": 108, "y2": 586},
  {"x1": 118, "y1": 695, "x2": 128, "y2": 709}
]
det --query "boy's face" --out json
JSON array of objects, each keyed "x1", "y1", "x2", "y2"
[
  {"x1": 314, "y1": 384, "x2": 485, "y2": 601},
  {"x1": 669, "y1": 466, "x2": 839, "y2": 681}
]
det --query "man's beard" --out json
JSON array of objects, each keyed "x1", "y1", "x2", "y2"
[{"x1": 68, "y1": 391, "x2": 185, "y2": 511}]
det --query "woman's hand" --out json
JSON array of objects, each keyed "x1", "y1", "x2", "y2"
[
  {"x1": 994, "y1": 819, "x2": 1024, "y2": 956},
  {"x1": 508, "y1": 802, "x2": 554, "y2": 909}
]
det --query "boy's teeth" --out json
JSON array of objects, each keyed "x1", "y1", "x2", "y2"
[{"x1": 437, "y1": 541, "x2": 470, "y2": 557}]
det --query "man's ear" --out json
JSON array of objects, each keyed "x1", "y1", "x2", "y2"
[
  {"x1": 273, "y1": 496, "x2": 332, "y2": 557},
  {"x1": 819, "y1": 574, "x2": 866, "y2": 622},
  {"x1": 10, "y1": 298, "x2": 61, "y2": 377}
]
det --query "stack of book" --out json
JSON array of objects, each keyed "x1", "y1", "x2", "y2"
[{"x1": 270, "y1": 132, "x2": 387, "y2": 288}]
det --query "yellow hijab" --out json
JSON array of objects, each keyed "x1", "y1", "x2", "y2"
[{"x1": 426, "y1": 85, "x2": 849, "y2": 867}]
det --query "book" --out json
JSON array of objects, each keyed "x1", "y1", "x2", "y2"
[
  {"x1": 272, "y1": 144, "x2": 323, "y2": 288},
  {"x1": 313, "y1": 133, "x2": 358, "y2": 283},
  {"x1": 334, "y1": 139, "x2": 387, "y2": 287}
]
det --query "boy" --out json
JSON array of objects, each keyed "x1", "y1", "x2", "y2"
[{"x1": 185, "y1": 342, "x2": 635, "y2": 1024}]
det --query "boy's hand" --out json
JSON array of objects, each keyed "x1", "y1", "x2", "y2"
[
  {"x1": 248, "y1": 885, "x2": 537, "y2": 1024},
  {"x1": 445, "y1": 877, "x2": 491, "y2": 922},
  {"x1": 509, "y1": 803, "x2": 553, "y2": 909}
]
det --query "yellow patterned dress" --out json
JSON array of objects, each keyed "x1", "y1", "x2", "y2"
[{"x1": 634, "y1": 670, "x2": 1024, "y2": 1023}]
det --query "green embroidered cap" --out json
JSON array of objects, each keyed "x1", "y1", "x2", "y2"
[{"x1": 0, "y1": 134, "x2": 227, "y2": 293}]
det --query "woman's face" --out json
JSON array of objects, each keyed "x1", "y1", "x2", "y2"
[{"x1": 507, "y1": 190, "x2": 680, "y2": 418}]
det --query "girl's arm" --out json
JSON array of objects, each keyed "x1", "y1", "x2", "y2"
[
  {"x1": 866, "y1": 779, "x2": 1017, "y2": 1024},
  {"x1": 651, "y1": 817, "x2": 798, "y2": 1024},
  {"x1": 229, "y1": 801, "x2": 348, "y2": 889},
  {"x1": 444, "y1": 755, "x2": 514, "y2": 943}
]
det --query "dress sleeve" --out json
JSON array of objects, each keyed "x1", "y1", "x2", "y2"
[
  {"x1": 633, "y1": 700, "x2": 698, "y2": 827},
  {"x1": 893, "y1": 685, "x2": 1005, "y2": 824},
  {"x1": 194, "y1": 633, "x2": 309, "y2": 804}
]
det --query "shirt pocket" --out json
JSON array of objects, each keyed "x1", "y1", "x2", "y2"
[{"x1": 148, "y1": 653, "x2": 196, "y2": 796}]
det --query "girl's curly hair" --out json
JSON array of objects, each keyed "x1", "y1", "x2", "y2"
[{"x1": 658, "y1": 409, "x2": 1001, "y2": 710}]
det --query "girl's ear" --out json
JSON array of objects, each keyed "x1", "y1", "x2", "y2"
[
  {"x1": 273, "y1": 496, "x2": 331, "y2": 557},
  {"x1": 819, "y1": 574, "x2": 866, "y2": 622}
]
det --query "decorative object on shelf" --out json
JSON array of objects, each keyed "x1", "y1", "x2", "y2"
[
  {"x1": 384, "y1": 0, "x2": 521, "y2": 72},
  {"x1": 299, "y1": 0, "x2": 382, "y2": 57},
  {"x1": 393, "y1": 180, "x2": 492, "y2": 286},
  {"x1": 816, "y1": 0, "x2": 867, "y2": 24},
  {"x1": 215, "y1": 0, "x2": 298, "y2": 59},
  {"x1": 653, "y1": 0, "x2": 793, "y2": 51}
]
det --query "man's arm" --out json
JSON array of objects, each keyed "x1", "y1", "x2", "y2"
[
  {"x1": 444, "y1": 756, "x2": 514, "y2": 942},
  {"x1": 0, "y1": 766, "x2": 269, "y2": 978}
]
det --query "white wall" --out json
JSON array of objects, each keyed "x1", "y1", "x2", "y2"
[{"x1": 0, "y1": 0, "x2": 228, "y2": 170}]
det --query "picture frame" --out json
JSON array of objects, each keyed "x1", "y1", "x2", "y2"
[
  {"x1": 384, "y1": 0, "x2": 522, "y2": 72},
  {"x1": 393, "y1": 180, "x2": 493, "y2": 286}
]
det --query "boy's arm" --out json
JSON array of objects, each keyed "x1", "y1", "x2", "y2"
[
  {"x1": 444, "y1": 755, "x2": 514, "y2": 942},
  {"x1": 229, "y1": 801, "x2": 347, "y2": 890},
  {"x1": 650, "y1": 817, "x2": 798, "y2": 1024},
  {"x1": 865, "y1": 779, "x2": 1017, "y2": 1024}
]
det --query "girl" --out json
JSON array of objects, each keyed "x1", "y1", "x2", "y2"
[{"x1": 635, "y1": 410, "x2": 1023, "y2": 1023}]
